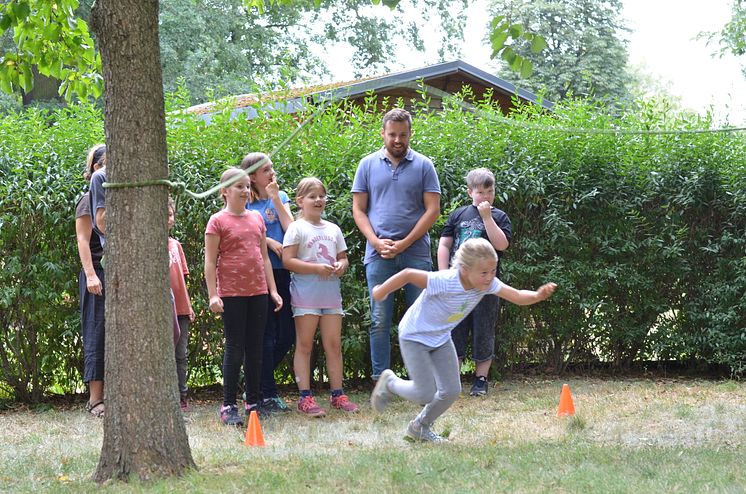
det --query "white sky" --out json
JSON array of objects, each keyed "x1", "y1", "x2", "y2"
[{"x1": 318, "y1": 0, "x2": 746, "y2": 125}]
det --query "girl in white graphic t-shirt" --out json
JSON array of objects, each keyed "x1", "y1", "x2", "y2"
[
  {"x1": 370, "y1": 237, "x2": 556, "y2": 442},
  {"x1": 283, "y1": 177, "x2": 359, "y2": 417}
]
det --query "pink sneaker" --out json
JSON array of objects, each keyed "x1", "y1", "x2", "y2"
[
  {"x1": 330, "y1": 394, "x2": 359, "y2": 412},
  {"x1": 298, "y1": 395, "x2": 326, "y2": 417}
]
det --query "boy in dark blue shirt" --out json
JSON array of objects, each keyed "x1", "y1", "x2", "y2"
[{"x1": 437, "y1": 168, "x2": 512, "y2": 396}]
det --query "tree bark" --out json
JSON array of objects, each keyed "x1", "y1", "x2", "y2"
[{"x1": 90, "y1": 0, "x2": 195, "y2": 482}]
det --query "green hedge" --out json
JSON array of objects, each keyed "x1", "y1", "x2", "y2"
[{"x1": 1, "y1": 93, "x2": 744, "y2": 402}]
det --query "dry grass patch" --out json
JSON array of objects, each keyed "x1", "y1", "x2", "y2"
[{"x1": 0, "y1": 377, "x2": 745, "y2": 492}]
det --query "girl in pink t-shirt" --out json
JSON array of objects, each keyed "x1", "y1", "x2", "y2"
[
  {"x1": 168, "y1": 197, "x2": 195, "y2": 412},
  {"x1": 205, "y1": 167, "x2": 282, "y2": 427}
]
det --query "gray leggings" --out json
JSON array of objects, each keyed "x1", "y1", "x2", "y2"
[{"x1": 390, "y1": 337, "x2": 462, "y2": 426}]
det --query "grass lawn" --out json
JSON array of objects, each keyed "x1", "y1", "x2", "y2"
[{"x1": 1, "y1": 377, "x2": 745, "y2": 493}]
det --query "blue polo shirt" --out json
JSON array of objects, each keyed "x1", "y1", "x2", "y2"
[{"x1": 352, "y1": 147, "x2": 441, "y2": 264}]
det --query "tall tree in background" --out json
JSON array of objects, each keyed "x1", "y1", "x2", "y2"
[
  {"x1": 708, "y1": 1, "x2": 746, "y2": 77},
  {"x1": 159, "y1": 0, "x2": 469, "y2": 103},
  {"x1": 3, "y1": 0, "x2": 469, "y2": 107},
  {"x1": 488, "y1": 0, "x2": 633, "y2": 104}
]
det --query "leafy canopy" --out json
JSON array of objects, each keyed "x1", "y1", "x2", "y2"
[
  {"x1": 1, "y1": 0, "x2": 545, "y2": 102},
  {"x1": 0, "y1": 0, "x2": 102, "y2": 99},
  {"x1": 488, "y1": 0, "x2": 633, "y2": 104}
]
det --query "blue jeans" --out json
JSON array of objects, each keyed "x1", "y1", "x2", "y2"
[{"x1": 366, "y1": 254, "x2": 432, "y2": 379}]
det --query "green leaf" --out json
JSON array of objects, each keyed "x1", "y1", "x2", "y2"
[
  {"x1": 0, "y1": 14, "x2": 12, "y2": 31},
  {"x1": 510, "y1": 54, "x2": 522, "y2": 72},
  {"x1": 12, "y1": 2, "x2": 30, "y2": 21},
  {"x1": 19, "y1": 64, "x2": 32, "y2": 92},
  {"x1": 244, "y1": 0, "x2": 265, "y2": 13},
  {"x1": 509, "y1": 23, "x2": 524, "y2": 38},
  {"x1": 519, "y1": 58, "x2": 533, "y2": 78},
  {"x1": 76, "y1": 80, "x2": 87, "y2": 100},
  {"x1": 491, "y1": 30, "x2": 508, "y2": 52},
  {"x1": 491, "y1": 16, "x2": 505, "y2": 29},
  {"x1": 500, "y1": 46, "x2": 516, "y2": 64},
  {"x1": 530, "y1": 35, "x2": 547, "y2": 54},
  {"x1": 43, "y1": 22, "x2": 60, "y2": 41}
]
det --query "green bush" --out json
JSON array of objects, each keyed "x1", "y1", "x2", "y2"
[{"x1": 1, "y1": 93, "x2": 744, "y2": 402}]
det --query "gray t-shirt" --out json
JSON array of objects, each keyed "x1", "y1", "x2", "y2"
[
  {"x1": 89, "y1": 168, "x2": 107, "y2": 245},
  {"x1": 351, "y1": 147, "x2": 441, "y2": 264},
  {"x1": 75, "y1": 192, "x2": 104, "y2": 266}
]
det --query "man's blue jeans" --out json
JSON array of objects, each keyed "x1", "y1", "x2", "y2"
[{"x1": 366, "y1": 254, "x2": 432, "y2": 379}]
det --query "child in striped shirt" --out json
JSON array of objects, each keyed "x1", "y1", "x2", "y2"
[{"x1": 370, "y1": 237, "x2": 556, "y2": 442}]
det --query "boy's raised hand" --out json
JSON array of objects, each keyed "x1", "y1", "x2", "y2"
[{"x1": 477, "y1": 200, "x2": 492, "y2": 218}]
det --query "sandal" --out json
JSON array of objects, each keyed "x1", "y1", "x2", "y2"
[{"x1": 85, "y1": 400, "x2": 105, "y2": 418}]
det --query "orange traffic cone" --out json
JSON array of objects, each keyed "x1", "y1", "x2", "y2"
[
  {"x1": 244, "y1": 410, "x2": 265, "y2": 447},
  {"x1": 557, "y1": 383, "x2": 575, "y2": 416}
]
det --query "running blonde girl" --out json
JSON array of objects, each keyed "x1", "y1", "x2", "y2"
[{"x1": 370, "y1": 237, "x2": 556, "y2": 442}]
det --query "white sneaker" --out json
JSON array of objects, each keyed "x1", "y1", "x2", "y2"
[
  {"x1": 370, "y1": 369, "x2": 396, "y2": 413},
  {"x1": 405, "y1": 419, "x2": 447, "y2": 443}
]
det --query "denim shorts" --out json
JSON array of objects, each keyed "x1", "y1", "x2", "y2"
[{"x1": 292, "y1": 306, "x2": 344, "y2": 317}]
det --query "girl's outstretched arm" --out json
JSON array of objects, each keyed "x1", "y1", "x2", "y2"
[
  {"x1": 372, "y1": 268, "x2": 429, "y2": 302},
  {"x1": 497, "y1": 282, "x2": 557, "y2": 306}
]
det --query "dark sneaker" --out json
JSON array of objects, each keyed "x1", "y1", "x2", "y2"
[
  {"x1": 330, "y1": 394, "x2": 359, "y2": 412},
  {"x1": 298, "y1": 395, "x2": 326, "y2": 417},
  {"x1": 469, "y1": 376, "x2": 488, "y2": 396},
  {"x1": 219, "y1": 404, "x2": 243, "y2": 426},
  {"x1": 405, "y1": 419, "x2": 447, "y2": 443},
  {"x1": 258, "y1": 398, "x2": 285, "y2": 416},
  {"x1": 180, "y1": 395, "x2": 189, "y2": 412},
  {"x1": 271, "y1": 396, "x2": 291, "y2": 412},
  {"x1": 245, "y1": 402, "x2": 271, "y2": 419},
  {"x1": 371, "y1": 369, "x2": 396, "y2": 413}
]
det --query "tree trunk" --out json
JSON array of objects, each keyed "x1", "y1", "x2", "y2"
[{"x1": 90, "y1": 0, "x2": 195, "y2": 482}]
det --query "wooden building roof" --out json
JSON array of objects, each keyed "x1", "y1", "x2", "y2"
[{"x1": 185, "y1": 59, "x2": 552, "y2": 123}]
